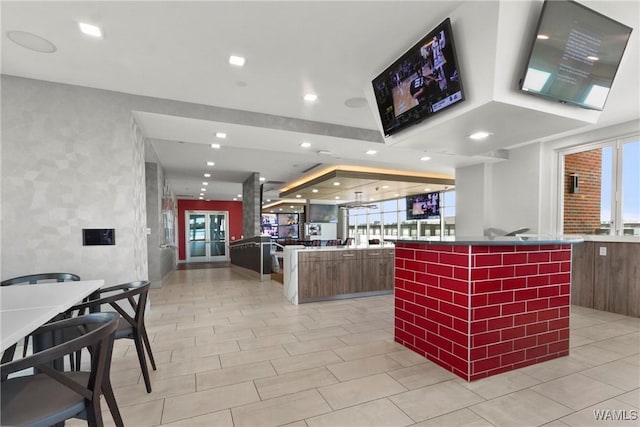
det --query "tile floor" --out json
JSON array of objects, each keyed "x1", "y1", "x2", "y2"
[{"x1": 70, "y1": 266, "x2": 639, "y2": 426}]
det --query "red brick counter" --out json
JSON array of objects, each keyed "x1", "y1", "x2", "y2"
[{"x1": 394, "y1": 238, "x2": 580, "y2": 381}]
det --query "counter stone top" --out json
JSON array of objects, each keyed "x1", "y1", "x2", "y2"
[{"x1": 395, "y1": 235, "x2": 583, "y2": 245}]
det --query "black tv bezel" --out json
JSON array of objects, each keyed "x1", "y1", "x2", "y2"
[
  {"x1": 406, "y1": 192, "x2": 441, "y2": 221},
  {"x1": 372, "y1": 17, "x2": 466, "y2": 137},
  {"x1": 519, "y1": 0, "x2": 633, "y2": 111}
]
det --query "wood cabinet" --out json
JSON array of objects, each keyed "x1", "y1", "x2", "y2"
[
  {"x1": 572, "y1": 241, "x2": 640, "y2": 317},
  {"x1": 297, "y1": 248, "x2": 394, "y2": 302}
]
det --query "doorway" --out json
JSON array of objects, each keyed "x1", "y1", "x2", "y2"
[{"x1": 186, "y1": 211, "x2": 229, "y2": 262}]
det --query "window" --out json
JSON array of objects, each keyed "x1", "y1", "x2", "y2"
[{"x1": 560, "y1": 135, "x2": 639, "y2": 236}]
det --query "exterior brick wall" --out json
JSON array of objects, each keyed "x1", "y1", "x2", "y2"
[
  {"x1": 564, "y1": 149, "x2": 602, "y2": 234},
  {"x1": 394, "y1": 242, "x2": 572, "y2": 381}
]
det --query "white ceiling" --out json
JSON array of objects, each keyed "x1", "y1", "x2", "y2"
[{"x1": 2, "y1": 1, "x2": 638, "y2": 203}]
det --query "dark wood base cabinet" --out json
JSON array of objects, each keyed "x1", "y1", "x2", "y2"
[
  {"x1": 298, "y1": 249, "x2": 394, "y2": 301},
  {"x1": 571, "y1": 241, "x2": 640, "y2": 317}
]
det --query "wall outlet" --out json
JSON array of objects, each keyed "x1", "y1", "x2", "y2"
[{"x1": 599, "y1": 246, "x2": 607, "y2": 256}]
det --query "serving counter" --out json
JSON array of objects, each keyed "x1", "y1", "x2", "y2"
[
  {"x1": 393, "y1": 236, "x2": 583, "y2": 381},
  {"x1": 283, "y1": 245, "x2": 394, "y2": 304}
]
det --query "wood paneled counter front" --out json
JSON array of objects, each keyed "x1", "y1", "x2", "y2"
[
  {"x1": 393, "y1": 236, "x2": 583, "y2": 381},
  {"x1": 283, "y1": 246, "x2": 394, "y2": 304}
]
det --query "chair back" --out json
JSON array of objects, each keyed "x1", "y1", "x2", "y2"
[
  {"x1": 0, "y1": 312, "x2": 119, "y2": 426},
  {"x1": 1, "y1": 273, "x2": 80, "y2": 286},
  {"x1": 69, "y1": 281, "x2": 151, "y2": 331}
]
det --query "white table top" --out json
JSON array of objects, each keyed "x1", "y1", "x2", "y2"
[{"x1": 0, "y1": 280, "x2": 104, "y2": 352}]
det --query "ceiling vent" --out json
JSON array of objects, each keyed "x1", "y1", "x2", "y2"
[{"x1": 302, "y1": 163, "x2": 323, "y2": 173}]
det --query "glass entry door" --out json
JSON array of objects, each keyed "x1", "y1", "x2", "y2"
[{"x1": 186, "y1": 211, "x2": 229, "y2": 262}]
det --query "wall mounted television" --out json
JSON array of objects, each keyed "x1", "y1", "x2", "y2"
[
  {"x1": 406, "y1": 192, "x2": 440, "y2": 220},
  {"x1": 372, "y1": 18, "x2": 465, "y2": 137},
  {"x1": 308, "y1": 204, "x2": 338, "y2": 223},
  {"x1": 520, "y1": 0, "x2": 632, "y2": 110}
]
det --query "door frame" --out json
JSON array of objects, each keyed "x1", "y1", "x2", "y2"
[{"x1": 185, "y1": 210, "x2": 230, "y2": 262}]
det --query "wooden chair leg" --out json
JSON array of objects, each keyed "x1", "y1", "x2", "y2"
[
  {"x1": 133, "y1": 333, "x2": 152, "y2": 393},
  {"x1": 102, "y1": 379, "x2": 124, "y2": 427},
  {"x1": 140, "y1": 327, "x2": 156, "y2": 370}
]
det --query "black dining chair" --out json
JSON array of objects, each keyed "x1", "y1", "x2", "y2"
[
  {"x1": 67, "y1": 281, "x2": 157, "y2": 393},
  {"x1": 1, "y1": 312, "x2": 123, "y2": 427},
  {"x1": 0, "y1": 273, "x2": 82, "y2": 364}
]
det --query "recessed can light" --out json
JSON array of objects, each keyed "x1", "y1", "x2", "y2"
[
  {"x1": 233, "y1": 198, "x2": 237, "y2": 201},
  {"x1": 537, "y1": 34, "x2": 549, "y2": 40},
  {"x1": 198, "y1": 196, "x2": 204, "y2": 200},
  {"x1": 215, "y1": 132, "x2": 227, "y2": 139},
  {"x1": 420, "y1": 156, "x2": 431, "y2": 161},
  {"x1": 312, "y1": 189, "x2": 318, "y2": 193},
  {"x1": 366, "y1": 150, "x2": 377, "y2": 155},
  {"x1": 335, "y1": 196, "x2": 340, "y2": 200},
  {"x1": 79, "y1": 22, "x2": 102, "y2": 38},
  {"x1": 382, "y1": 185, "x2": 389, "y2": 189},
  {"x1": 333, "y1": 182, "x2": 340, "y2": 186},
  {"x1": 229, "y1": 55, "x2": 245, "y2": 66},
  {"x1": 201, "y1": 188, "x2": 206, "y2": 192},
  {"x1": 300, "y1": 142, "x2": 311, "y2": 148},
  {"x1": 469, "y1": 131, "x2": 491, "y2": 140},
  {"x1": 207, "y1": 161, "x2": 215, "y2": 166},
  {"x1": 202, "y1": 182, "x2": 209, "y2": 186},
  {"x1": 259, "y1": 177, "x2": 266, "y2": 182},
  {"x1": 211, "y1": 143, "x2": 221, "y2": 149},
  {"x1": 237, "y1": 194, "x2": 242, "y2": 198},
  {"x1": 424, "y1": 188, "x2": 431, "y2": 192},
  {"x1": 266, "y1": 199, "x2": 271, "y2": 202},
  {"x1": 204, "y1": 173, "x2": 211, "y2": 178},
  {"x1": 296, "y1": 195, "x2": 302, "y2": 198},
  {"x1": 304, "y1": 93, "x2": 318, "y2": 102}
]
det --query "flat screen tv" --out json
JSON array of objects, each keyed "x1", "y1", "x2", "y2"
[
  {"x1": 308, "y1": 204, "x2": 338, "y2": 223},
  {"x1": 520, "y1": 0, "x2": 632, "y2": 110},
  {"x1": 406, "y1": 192, "x2": 440, "y2": 220},
  {"x1": 261, "y1": 214, "x2": 278, "y2": 237},
  {"x1": 372, "y1": 18, "x2": 465, "y2": 137}
]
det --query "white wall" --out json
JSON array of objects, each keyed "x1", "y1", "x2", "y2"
[{"x1": 455, "y1": 163, "x2": 489, "y2": 236}]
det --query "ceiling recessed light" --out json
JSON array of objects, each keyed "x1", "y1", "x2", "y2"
[
  {"x1": 233, "y1": 198, "x2": 237, "y2": 201},
  {"x1": 198, "y1": 196, "x2": 204, "y2": 200},
  {"x1": 366, "y1": 150, "x2": 377, "y2": 155},
  {"x1": 200, "y1": 188, "x2": 206, "y2": 192},
  {"x1": 335, "y1": 196, "x2": 340, "y2": 200},
  {"x1": 202, "y1": 182, "x2": 209, "y2": 185},
  {"x1": 587, "y1": 55, "x2": 599, "y2": 61},
  {"x1": 266, "y1": 199, "x2": 271, "y2": 202},
  {"x1": 394, "y1": 193, "x2": 400, "y2": 197},
  {"x1": 537, "y1": 34, "x2": 549, "y2": 40},
  {"x1": 424, "y1": 188, "x2": 431, "y2": 192},
  {"x1": 296, "y1": 195, "x2": 302, "y2": 198},
  {"x1": 312, "y1": 189, "x2": 318, "y2": 193},
  {"x1": 229, "y1": 55, "x2": 245, "y2": 66},
  {"x1": 469, "y1": 131, "x2": 491, "y2": 140},
  {"x1": 259, "y1": 176, "x2": 266, "y2": 182},
  {"x1": 279, "y1": 208, "x2": 283, "y2": 211},
  {"x1": 211, "y1": 143, "x2": 221, "y2": 149},
  {"x1": 79, "y1": 22, "x2": 102, "y2": 38},
  {"x1": 215, "y1": 132, "x2": 227, "y2": 139},
  {"x1": 304, "y1": 93, "x2": 318, "y2": 102},
  {"x1": 7, "y1": 31, "x2": 57, "y2": 53},
  {"x1": 382, "y1": 185, "x2": 389, "y2": 189},
  {"x1": 199, "y1": 193, "x2": 204, "y2": 196},
  {"x1": 333, "y1": 182, "x2": 340, "y2": 186},
  {"x1": 207, "y1": 161, "x2": 215, "y2": 166},
  {"x1": 300, "y1": 142, "x2": 311, "y2": 148},
  {"x1": 237, "y1": 194, "x2": 242, "y2": 198},
  {"x1": 204, "y1": 173, "x2": 211, "y2": 178},
  {"x1": 290, "y1": 206, "x2": 294, "y2": 209},
  {"x1": 420, "y1": 156, "x2": 431, "y2": 161}
]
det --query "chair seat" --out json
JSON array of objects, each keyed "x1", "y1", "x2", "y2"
[
  {"x1": 115, "y1": 319, "x2": 134, "y2": 340},
  {"x1": 1, "y1": 371, "x2": 89, "y2": 426}
]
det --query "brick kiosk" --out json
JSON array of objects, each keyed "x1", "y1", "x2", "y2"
[{"x1": 393, "y1": 237, "x2": 583, "y2": 381}]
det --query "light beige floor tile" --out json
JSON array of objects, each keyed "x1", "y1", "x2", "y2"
[
  {"x1": 621, "y1": 355, "x2": 640, "y2": 367},
  {"x1": 532, "y1": 373, "x2": 624, "y2": 411},
  {"x1": 113, "y1": 373, "x2": 195, "y2": 407},
  {"x1": 162, "y1": 381, "x2": 260, "y2": 424},
  {"x1": 196, "y1": 361, "x2": 276, "y2": 391},
  {"x1": 570, "y1": 315, "x2": 606, "y2": 329},
  {"x1": 306, "y1": 398, "x2": 413, "y2": 427},
  {"x1": 237, "y1": 333, "x2": 300, "y2": 350},
  {"x1": 570, "y1": 334, "x2": 596, "y2": 348},
  {"x1": 271, "y1": 350, "x2": 343, "y2": 375},
  {"x1": 333, "y1": 340, "x2": 404, "y2": 361},
  {"x1": 149, "y1": 336, "x2": 196, "y2": 352},
  {"x1": 294, "y1": 326, "x2": 351, "y2": 341},
  {"x1": 338, "y1": 329, "x2": 394, "y2": 346},
  {"x1": 342, "y1": 319, "x2": 393, "y2": 334},
  {"x1": 569, "y1": 344, "x2": 630, "y2": 367},
  {"x1": 561, "y1": 398, "x2": 640, "y2": 426},
  {"x1": 327, "y1": 354, "x2": 403, "y2": 381},
  {"x1": 264, "y1": 315, "x2": 315, "y2": 326},
  {"x1": 412, "y1": 408, "x2": 494, "y2": 427},
  {"x1": 541, "y1": 421, "x2": 571, "y2": 427},
  {"x1": 160, "y1": 409, "x2": 233, "y2": 427},
  {"x1": 389, "y1": 380, "x2": 484, "y2": 422},
  {"x1": 280, "y1": 421, "x2": 309, "y2": 427},
  {"x1": 252, "y1": 322, "x2": 309, "y2": 337},
  {"x1": 172, "y1": 340, "x2": 240, "y2": 361},
  {"x1": 318, "y1": 373, "x2": 406, "y2": 410},
  {"x1": 386, "y1": 349, "x2": 430, "y2": 367},
  {"x1": 615, "y1": 389, "x2": 640, "y2": 409},
  {"x1": 231, "y1": 389, "x2": 332, "y2": 427},
  {"x1": 195, "y1": 328, "x2": 255, "y2": 345},
  {"x1": 459, "y1": 370, "x2": 541, "y2": 400},
  {"x1": 519, "y1": 356, "x2": 591, "y2": 382},
  {"x1": 219, "y1": 344, "x2": 290, "y2": 368},
  {"x1": 283, "y1": 336, "x2": 347, "y2": 356},
  {"x1": 255, "y1": 367, "x2": 339, "y2": 400},
  {"x1": 573, "y1": 323, "x2": 639, "y2": 341},
  {"x1": 470, "y1": 389, "x2": 573, "y2": 426},
  {"x1": 590, "y1": 333, "x2": 640, "y2": 356},
  {"x1": 581, "y1": 359, "x2": 640, "y2": 391},
  {"x1": 110, "y1": 366, "x2": 142, "y2": 388},
  {"x1": 110, "y1": 399, "x2": 164, "y2": 427},
  {"x1": 387, "y1": 362, "x2": 456, "y2": 390},
  {"x1": 148, "y1": 355, "x2": 221, "y2": 381}
]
